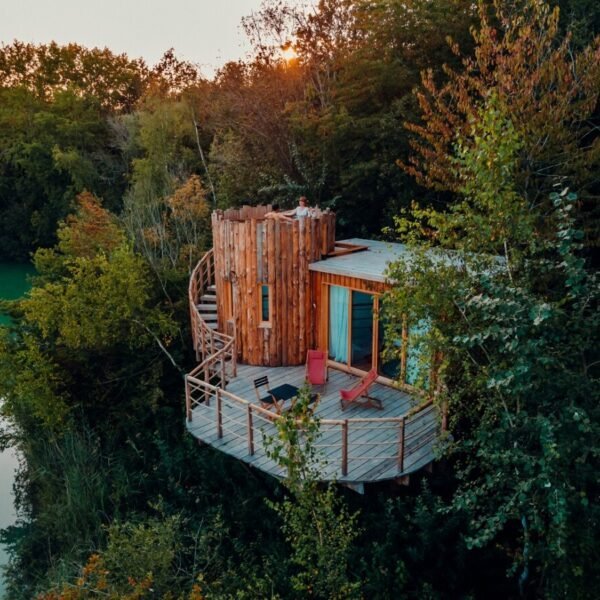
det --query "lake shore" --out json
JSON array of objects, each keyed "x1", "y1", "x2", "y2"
[{"x1": 0, "y1": 262, "x2": 33, "y2": 597}]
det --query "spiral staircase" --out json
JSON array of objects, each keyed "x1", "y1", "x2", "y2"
[{"x1": 186, "y1": 249, "x2": 236, "y2": 407}]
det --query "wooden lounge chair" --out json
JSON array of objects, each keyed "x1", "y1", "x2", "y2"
[
  {"x1": 305, "y1": 349, "x2": 328, "y2": 386},
  {"x1": 339, "y1": 368, "x2": 383, "y2": 410},
  {"x1": 253, "y1": 376, "x2": 283, "y2": 413}
]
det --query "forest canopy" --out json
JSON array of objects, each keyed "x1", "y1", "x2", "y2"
[{"x1": 0, "y1": 1, "x2": 598, "y2": 599}]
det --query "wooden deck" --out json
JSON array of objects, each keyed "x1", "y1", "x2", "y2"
[{"x1": 185, "y1": 363, "x2": 438, "y2": 485}]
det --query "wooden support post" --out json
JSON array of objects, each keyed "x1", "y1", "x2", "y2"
[
  {"x1": 398, "y1": 416, "x2": 406, "y2": 473},
  {"x1": 247, "y1": 404, "x2": 254, "y2": 455},
  {"x1": 185, "y1": 376, "x2": 192, "y2": 422},
  {"x1": 216, "y1": 389, "x2": 223, "y2": 438},
  {"x1": 441, "y1": 397, "x2": 448, "y2": 433},
  {"x1": 341, "y1": 420, "x2": 349, "y2": 476}
]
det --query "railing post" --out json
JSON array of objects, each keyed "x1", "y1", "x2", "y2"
[
  {"x1": 216, "y1": 388, "x2": 223, "y2": 438},
  {"x1": 185, "y1": 376, "x2": 192, "y2": 422},
  {"x1": 341, "y1": 420, "x2": 349, "y2": 476},
  {"x1": 398, "y1": 416, "x2": 406, "y2": 473},
  {"x1": 247, "y1": 404, "x2": 254, "y2": 455},
  {"x1": 204, "y1": 361, "x2": 210, "y2": 402},
  {"x1": 231, "y1": 321, "x2": 237, "y2": 377}
]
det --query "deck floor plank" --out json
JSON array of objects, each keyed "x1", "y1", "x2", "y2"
[{"x1": 187, "y1": 363, "x2": 438, "y2": 484}]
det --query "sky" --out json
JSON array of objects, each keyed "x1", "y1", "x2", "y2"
[{"x1": 0, "y1": 0, "x2": 267, "y2": 76}]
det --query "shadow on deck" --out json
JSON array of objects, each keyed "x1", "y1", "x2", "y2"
[{"x1": 185, "y1": 364, "x2": 439, "y2": 485}]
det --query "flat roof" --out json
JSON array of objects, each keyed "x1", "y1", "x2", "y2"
[{"x1": 309, "y1": 238, "x2": 408, "y2": 283}]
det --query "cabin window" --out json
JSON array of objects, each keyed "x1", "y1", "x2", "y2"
[
  {"x1": 259, "y1": 284, "x2": 271, "y2": 324},
  {"x1": 327, "y1": 286, "x2": 433, "y2": 387}
]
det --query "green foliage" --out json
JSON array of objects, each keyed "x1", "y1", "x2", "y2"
[
  {"x1": 447, "y1": 191, "x2": 599, "y2": 597},
  {"x1": 1, "y1": 3, "x2": 597, "y2": 599},
  {"x1": 0, "y1": 83, "x2": 130, "y2": 260},
  {"x1": 387, "y1": 86, "x2": 600, "y2": 595},
  {"x1": 0, "y1": 41, "x2": 147, "y2": 111},
  {"x1": 265, "y1": 387, "x2": 362, "y2": 598},
  {"x1": 403, "y1": 0, "x2": 600, "y2": 246},
  {"x1": 0, "y1": 196, "x2": 187, "y2": 596},
  {"x1": 553, "y1": 0, "x2": 600, "y2": 47},
  {"x1": 101, "y1": 514, "x2": 182, "y2": 593},
  {"x1": 209, "y1": 0, "x2": 477, "y2": 234},
  {"x1": 122, "y1": 98, "x2": 212, "y2": 282},
  {"x1": 23, "y1": 245, "x2": 171, "y2": 351},
  {"x1": 36, "y1": 514, "x2": 183, "y2": 598},
  {"x1": 0, "y1": 329, "x2": 71, "y2": 428}
]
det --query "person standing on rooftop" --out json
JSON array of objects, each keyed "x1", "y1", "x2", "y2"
[{"x1": 285, "y1": 196, "x2": 310, "y2": 218}]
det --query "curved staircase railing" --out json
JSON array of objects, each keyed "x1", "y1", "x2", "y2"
[{"x1": 186, "y1": 249, "x2": 236, "y2": 420}]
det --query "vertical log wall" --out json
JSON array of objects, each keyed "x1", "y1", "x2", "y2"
[{"x1": 212, "y1": 206, "x2": 336, "y2": 366}]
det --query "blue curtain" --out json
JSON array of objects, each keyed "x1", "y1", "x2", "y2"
[{"x1": 329, "y1": 286, "x2": 349, "y2": 363}]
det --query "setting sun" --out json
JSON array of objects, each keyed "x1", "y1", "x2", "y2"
[{"x1": 281, "y1": 44, "x2": 298, "y2": 62}]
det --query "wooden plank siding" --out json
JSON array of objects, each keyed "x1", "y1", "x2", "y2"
[{"x1": 211, "y1": 208, "x2": 336, "y2": 366}]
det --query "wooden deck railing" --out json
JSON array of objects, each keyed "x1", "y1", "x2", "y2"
[{"x1": 185, "y1": 375, "x2": 438, "y2": 478}]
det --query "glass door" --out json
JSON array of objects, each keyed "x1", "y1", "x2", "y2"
[
  {"x1": 328, "y1": 286, "x2": 377, "y2": 372},
  {"x1": 350, "y1": 291, "x2": 374, "y2": 370}
]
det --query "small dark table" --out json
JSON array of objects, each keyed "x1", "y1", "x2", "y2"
[{"x1": 269, "y1": 383, "x2": 299, "y2": 402}]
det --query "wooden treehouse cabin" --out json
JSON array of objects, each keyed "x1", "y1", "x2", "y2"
[{"x1": 185, "y1": 205, "x2": 439, "y2": 490}]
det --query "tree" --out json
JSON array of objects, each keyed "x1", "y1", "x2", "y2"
[
  {"x1": 386, "y1": 95, "x2": 600, "y2": 596},
  {"x1": 0, "y1": 41, "x2": 147, "y2": 111},
  {"x1": 233, "y1": 0, "x2": 478, "y2": 233},
  {"x1": 121, "y1": 96, "x2": 212, "y2": 287},
  {"x1": 0, "y1": 86, "x2": 129, "y2": 260},
  {"x1": 266, "y1": 387, "x2": 362, "y2": 599},
  {"x1": 401, "y1": 0, "x2": 600, "y2": 246},
  {"x1": 553, "y1": 0, "x2": 600, "y2": 47}
]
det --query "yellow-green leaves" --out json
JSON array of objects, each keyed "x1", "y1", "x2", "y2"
[{"x1": 23, "y1": 245, "x2": 172, "y2": 351}]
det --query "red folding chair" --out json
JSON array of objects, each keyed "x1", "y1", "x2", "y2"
[
  {"x1": 305, "y1": 349, "x2": 328, "y2": 386},
  {"x1": 339, "y1": 368, "x2": 383, "y2": 410}
]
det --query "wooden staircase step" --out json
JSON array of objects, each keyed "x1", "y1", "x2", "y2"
[{"x1": 196, "y1": 303, "x2": 217, "y2": 311}]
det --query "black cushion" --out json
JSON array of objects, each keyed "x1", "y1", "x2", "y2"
[{"x1": 259, "y1": 394, "x2": 276, "y2": 405}]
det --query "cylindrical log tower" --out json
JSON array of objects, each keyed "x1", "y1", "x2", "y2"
[{"x1": 212, "y1": 205, "x2": 336, "y2": 366}]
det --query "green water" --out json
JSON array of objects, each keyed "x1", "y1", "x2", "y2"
[
  {"x1": 0, "y1": 262, "x2": 34, "y2": 596},
  {"x1": 0, "y1": 262, "x2": 35, "y2": 325}
]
